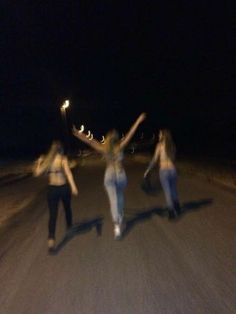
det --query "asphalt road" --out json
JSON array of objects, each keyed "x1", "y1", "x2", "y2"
[{"x1": 0, "y1": 158, "x2": 235, "y2": 314}]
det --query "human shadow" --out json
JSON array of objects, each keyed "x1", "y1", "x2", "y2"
[
  {"x1": 122, "y1": 206, "x2": 166, "y2": 239},
  {"x1": 122, "y1": 198, "x2": 213, "y2": 239},
  {"x1": 50, "y1": 216, "x2": 103, "y2": 255},
  {"x1": 181, "y1": 198, "x2": 213, "y2": 214}
]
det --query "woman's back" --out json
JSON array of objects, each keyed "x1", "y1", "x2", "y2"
[
  {"x1": 48, "y1": 154, "x2": 67, "y2": 186},
  {"x1": 159, "y1": 143, "x2": 175, "y2": 169},
  {"x1": 103, "y1": 144, "x2": 124, "y2": 171}
]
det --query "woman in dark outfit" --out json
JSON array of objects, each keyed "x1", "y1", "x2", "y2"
[{"x1": 34, "y1": 141, "x2": 78, "y2": 250}]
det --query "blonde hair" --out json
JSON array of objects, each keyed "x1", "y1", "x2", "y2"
[
  {"x1": 104, "y1": 129, "x2": 119, "y2": 153},
  {"x1": 34, "y1": 141, "x2": 64, "y2": 175}
]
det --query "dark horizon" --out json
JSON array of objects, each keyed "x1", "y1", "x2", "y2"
[{"x1": 1, "y1": 1, "x2": 235, "y2": 159}]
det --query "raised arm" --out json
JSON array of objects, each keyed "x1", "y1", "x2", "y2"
[
  {"x1": 62, "y1": 157, "x2": 78, "y2": 195},
  {"x1": 72, "y1": 125, "x2": 104, "y2": 153},
  {"x1": 144, "y1": 143, "x2": 160, "y2": 177},
  {"x1": 119, "y1": 113, "x2": 146, "y2": 150}
]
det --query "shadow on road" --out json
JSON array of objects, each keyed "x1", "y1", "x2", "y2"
[
  {"x1": 182, "y1": 198, "x2": 213, "y2": 213},
  {"x1": 51, "y1": 217, "x2": 103, "y2": 255},
  {"x1": 122, "y1": 198, "x2": 213, "y2": 239},
  {"x1": 123, "y1": 207, "x2": 166, "y2": 239}
]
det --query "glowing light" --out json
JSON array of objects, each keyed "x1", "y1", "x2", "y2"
[
  {"x1": 61, "y1": 99, "x2": 70, "y2": 110},
  {"x1": 79, "y1": 125, "x2": 85, "y2": 133},
  {"x1": 86, "y1": 130, "x2": 91, "y2": 138},
  {"x1": 89, "y1": 133, "x2": 93, "y2": 141},
  {"x1": 64, "y1": 100, "x2": 70, "y2": 108}
]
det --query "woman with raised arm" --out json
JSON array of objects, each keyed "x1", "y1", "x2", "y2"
[
  {"x1": 144, "y1": 129, "x2": 181, "y2": 220},
  {"x1": 33, "y1": 140, "x2": 78, "y2": 251},
  {"x1": 73, "y1": 113, "x2": 146, "y2": 239}
]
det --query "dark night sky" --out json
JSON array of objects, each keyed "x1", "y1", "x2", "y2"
[{"x1": 0, "y1": 1, "x2": 235, "y2": 158}]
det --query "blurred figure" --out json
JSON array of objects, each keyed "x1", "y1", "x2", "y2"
[
  {"x1": 33, "y1": 141, "x2": 78, "y2": 250},
  {"x1": 73, "y1": 113, "x2": 146, "y2": 239},
  {"x1": 144, "y1": 129, "x2": 181, "y2": 219}
]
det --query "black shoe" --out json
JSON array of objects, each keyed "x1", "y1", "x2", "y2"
[
  {"x1": 174, "y1": 201, "x2": 182, "y2": 215},
  {"x1": 168, "y1": 210, "x2": 178, "y2": 220}
]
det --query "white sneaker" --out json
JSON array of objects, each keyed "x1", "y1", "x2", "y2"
[{"x1": 114, "y1": 224, "x2": 121, "y2": 240}]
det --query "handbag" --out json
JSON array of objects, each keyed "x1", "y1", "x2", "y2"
[{"x1": 141, "y1": 170, "x2": 161, "y2": 195}]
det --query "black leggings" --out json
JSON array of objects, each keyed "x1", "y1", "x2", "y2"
[{"x1": 47, "y1": 184, "x2": 72, "y2": 239}]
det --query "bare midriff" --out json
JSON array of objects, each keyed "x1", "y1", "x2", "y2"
[{"x1": 49, "y1": 174, "x2": 67, "y2": 186}]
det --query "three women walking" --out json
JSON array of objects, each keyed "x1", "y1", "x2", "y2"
[{"x1": 33, "y1": 119, "x2": 181, "y2": 251}]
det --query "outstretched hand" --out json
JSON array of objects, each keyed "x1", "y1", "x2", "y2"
[
  {"x1": 144, "y1": 170, "x2": 149, "y2": 178},
  {"x1": 72, "y1": 125, "x2": 79, "y2": 137},
  {"x1": 137, "y1": 112, "x2": 146, "y2": 124}
]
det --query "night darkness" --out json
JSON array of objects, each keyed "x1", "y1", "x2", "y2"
[{"x1": 1, "y1": 1, "x2": 235, "y2": 159}]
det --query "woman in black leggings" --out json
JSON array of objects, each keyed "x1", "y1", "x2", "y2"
[{"x1": 34, "y1": 141, "x2": 78, "y2": 250}]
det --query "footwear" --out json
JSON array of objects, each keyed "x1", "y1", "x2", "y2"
[
  {"x1": 174, "y1": 201, "x2": 182, "y2": 215},
  {"x1": 114, "y1": 224, "x2": 121, "y2": 240},
  {"x1": 67, "y1": 223, "x2": 73, "y2": 231},
  {"x1": 48, "y1": 239, "x2": 55, "y2": 250},
  {"x1": 168, "y1": 210, "x2": 178, "y2": 220},
  {"x1": 66, "y1": 224, "x2": 74, "y2": 235}
]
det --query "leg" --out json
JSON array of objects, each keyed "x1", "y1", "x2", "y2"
[
  {"x1": 159, "y1": 169, "x2": 177, "y2": 219},
  {"x1": 47, "y1": 186, "x2": 60, "y2": 240},
  {"x1": 116, "y1": 171, "x2": 127, "y2": 225},
  {"x1": 104, "y1": 181, "x2": 119, "y2": 224},
  {"x1": 169, "y1": 169, "x2": 178, "y2": 202},
  {"x1": 61, "y1": 185, "x2": 73, "y2": 229},
  {"x1": 104, "y1": 168, "x2": 120, "y2": 224},
  {"x1": 169, "y1": 170, "x2": 181, "y2": 214},
  {"x1": 113, "y1": 178, "x2": 124, "y2": 239},
  {"x1": 159, "y1": 170, "x2": 174, "y2": 209},
  {"x1": 116, "y1": 188, "x2": 124, "y2": 224}
]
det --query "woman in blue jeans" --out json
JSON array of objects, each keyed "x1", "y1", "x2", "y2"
[
  {"x1": 73, "y1": 113, "x2": 146, "y2": 239},
  {"x1": 144, "y1": 129, "x2": 181, "y2": 219}
]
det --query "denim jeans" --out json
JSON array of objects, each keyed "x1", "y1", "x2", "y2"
[
  {"x1": 159, "y1": 168, "x2": 179, "y2": 210},
  {"x1": 104, "y1": 166, "x2": 127, "y2": 224},
  {"x1": 47, "y1": 184, "x2": 72, "y2": 239}
]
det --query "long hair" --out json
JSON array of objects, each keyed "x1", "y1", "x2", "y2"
[
  {"x1": 104, "y1": 129, "x2": 119, "y2": 154},
  {"x1": 36, "y1": 141, "x2": 64, "y2": 174},
  {"x1": 160, "y1": 129, "x2": 176, "y2": 162}
]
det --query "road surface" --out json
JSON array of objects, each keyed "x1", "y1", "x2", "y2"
[{"x1": 0, "y1": 157, "x2": 235, "y2": 314}]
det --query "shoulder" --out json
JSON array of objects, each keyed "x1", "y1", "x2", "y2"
[
  {"x1": 155, "y1": 142, "x2": 162, "y2": 151},
  {"x1": 154, "y1": 143, "x2": 162, "y2": 156},
  {"x1": 60, "y1": 155, "x2": 69, "y2": 165}
]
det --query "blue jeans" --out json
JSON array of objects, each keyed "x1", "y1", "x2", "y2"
[
  {"x1": 159, "y1": 168, "x2": 179, "y2": 210},
  {"x1": 104, "y1": 166, "x2": 127, "y2": 224}
]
